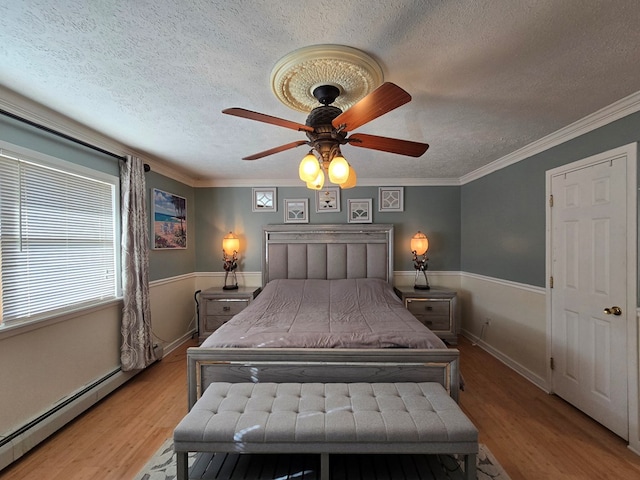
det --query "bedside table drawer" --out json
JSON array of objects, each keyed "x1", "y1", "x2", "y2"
[
  {"x1": 406, "y1": 299, "x2": 450, "y2": 316},
  {"x1": 198, "y1": 287, "x2": 261, "y2": 344},
  {"x1": 206, "y1": 299, "x2": 249, "y2": 316},
  {"x1": 204, "y1": 315, "x2": 233, "y2": 332},
  {"x1": 412, "y1": 314, "x2": 451, "y2": 331},
  {"x1": 394, "y1": 286, "x2": 459, "y2": 345},
  {"x1": 406, "y1": 298, "x2": 452, "y2": 331}
]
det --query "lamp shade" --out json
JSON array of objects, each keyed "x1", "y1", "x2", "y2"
[
  {"x1": 328, "y1": 155, "x2": 349, "y2": 184},
  {"x1": 306, "y1": 168, "x2": 325, "y2": 190},
  {"x1": 411, "y1": 231, "x2": 429, "y2": 255},
  {"x1": 340, "y1": 165, "x2": 357, "y2": 189},
  {"x1": 298, "y1": 152, "x2": 320, "y2": 182},
  {"x1": 222, "y1": 231, "x2": 239, "y2": 255}
]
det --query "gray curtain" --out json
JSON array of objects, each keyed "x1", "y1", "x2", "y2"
[{"x1": 120, "y1": 155, "x2": 155, "y2": 371}]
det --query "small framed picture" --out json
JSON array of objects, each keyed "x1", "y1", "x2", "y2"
[
  {"x1": 315, "y1": 187, "x2": 341, "y2": 213},
  {"x1": 378, "y1": 187, "x2": 404, "y2": 212},
  {"x1": 347, "y1": 198, "x2": 372, "y2": 223},
  {"x1": 252, "y1": 187, "x2": 277, "y2": 212},
  {"x1": 284, "y1": 198, "x2": 309, "y2": 223}
]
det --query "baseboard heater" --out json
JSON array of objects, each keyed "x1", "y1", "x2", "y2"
[{"x1": 0, "y1": 366, "x2": 134, "y2": 470}]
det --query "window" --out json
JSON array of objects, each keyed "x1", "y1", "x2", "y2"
[{"x1": 0, "y1": 148, "x2": 119, "y2": 327}]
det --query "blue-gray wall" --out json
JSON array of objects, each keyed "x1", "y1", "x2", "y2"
[
  {"x1": 146, "y1": 171, "x2": 196, "y2": 281},
  {"x1": 195, "y1": 186, "x2": 461, "y2": 273},
  {"x1": 5, "y1": 108, "x2": 640, "y2": 288},
  {"x1": 0, "y1": 115, "x2": 118, "y2": 176},
  {"x1": 0, "y1": 115, "x2": 198, "y2": 282},
  {"x1": 461, "y1": 110, "x2": 640, "y2": 287}
]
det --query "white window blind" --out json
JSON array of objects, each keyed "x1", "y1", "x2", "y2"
[{"x1": 0, "y1": 151, "x2": 117, "y2": 325}]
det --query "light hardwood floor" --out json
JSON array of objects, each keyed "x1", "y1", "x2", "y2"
[{"x1": 2, "y1": 336, "x2": 640, "y2": 479}]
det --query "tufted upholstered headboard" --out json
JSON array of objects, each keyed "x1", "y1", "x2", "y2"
[{"x1": 262, "y1": 224, "x2": 394, "y2": 286}]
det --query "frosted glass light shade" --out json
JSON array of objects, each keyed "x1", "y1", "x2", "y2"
[
  {"x1": 306, "y1": 169, "x2": 325, "y2": 190},
  {"x1": 411, "y1": 231, "x2": 429, "y2": 255},
  {"x1": 328, "y1": 155, "x2": 349, "y2": 184},
  {"x1": 222, "y1": 232, "x2": 239, "y2": 255},
  {"x1": 340, "y1": 165, "x2": 357, "y2": 189},
  {"x1": 299, "y1": 153, "x2": 320, "y2": 182}
]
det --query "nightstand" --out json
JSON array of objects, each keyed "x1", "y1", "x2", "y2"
[
  {"x1": 198, "y1": 286, "x2": 261, "y2": 344},
  {"x1": 393, "y1": 286, "x2": 459, "y2": 345}
]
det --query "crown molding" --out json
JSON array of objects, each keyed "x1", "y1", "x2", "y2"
[
  {"x1": 174, "y1": 86, "x2": 640, "y2": 188},
  {"x1": 194, "y1": 177, "x2": 461, "y2": 188},
  {"x1": 4, "y1": 84, "x2": 638, "y2": 189},
  {"x1": 460, "y1": 90, "x2": 640, "y2": 185},
  {"x1": 0, "y1": 86, "x2": 196, "y2": 187}
]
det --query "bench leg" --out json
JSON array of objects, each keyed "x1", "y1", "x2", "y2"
[
  {"x1": 176, "y1": 450, "x2": 189, "y2": 480},
  {"x1": 464, "y1": 453, "x2": 477, "y2": 480},
  {"x1": 320, "y1": 453, "x2": 330, "y2": 480}
]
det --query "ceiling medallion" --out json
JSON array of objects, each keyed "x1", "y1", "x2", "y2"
[{"x1": 270, "y1": 45, "x2": 384, "y2": 113}]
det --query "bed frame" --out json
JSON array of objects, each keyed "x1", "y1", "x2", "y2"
[{"x1": 187, "y1": 224, "x2": 460, "y2": 408}]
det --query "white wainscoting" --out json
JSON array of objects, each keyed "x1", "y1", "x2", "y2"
[
  {"x1": 0, "y1": 274, "x2": 198, "y2": 472},
  {"x1": 396, "y1": 270, "x2": 548, "y2": 393},
  {"x1": 149, "y1": 273, "x2": 198, "y2": 351},
  {"x1": 457, "y1": 272, "x2": 548, "y2": 391},
  {"x1": 0, "y1": 300, "x2": 124, "y2": 471},
  {"x1": 0, "y1": 269, "x2": 558, "y2": 472}
]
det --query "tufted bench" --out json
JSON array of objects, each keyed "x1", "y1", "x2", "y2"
[{"x1": 173, "y1": 382, "x2": 478, "y2": 480}]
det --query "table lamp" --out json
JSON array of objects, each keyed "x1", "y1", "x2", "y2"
[
  {"x1": 411, "y1": 231, "x2": 430, "y2": 290},
  {"x1": 222, "y1": 232, "x2": 239, "y2": 290}
]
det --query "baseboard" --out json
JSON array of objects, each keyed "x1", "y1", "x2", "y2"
[
  {"x1": 461, "y1": 330, "x2": 549, "y2": 393},
  {"x1": 0, "y1": 367, "x2": 137, "y2": 472},
  {"x1": 160, "y1": 329, "x2": 197, "y2": 358},
  {"x1": 0, "y1": 329, "x2": 197, "y2": 472}
]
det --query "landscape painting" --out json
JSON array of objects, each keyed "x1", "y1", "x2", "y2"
[{"x1": 152, "y1": 189, "x2": 187, "y2": 249}]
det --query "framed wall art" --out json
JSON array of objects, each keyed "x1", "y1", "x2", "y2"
[
  {"x1": 252, "y1": 187, "x2": 277, "y2": 212},
  {"x1": 315, "y1": 187, "x2": 341, "y2": 213},
  {"x1": 378, "y1": 187, "x2": 404, "y2": 212},
  {"x1": 284, "y1": 198, "x2": 309, "y2": 223},
  {"x1": 152, "y1": 188, "x2": 187, "y2": 249},
  {"x1": 347, "y1": 198, "x2": 372, "y2": 223}
]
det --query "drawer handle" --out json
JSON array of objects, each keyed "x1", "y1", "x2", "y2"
[
  {"x1": 424, "y1": 306, "x2": 433, "y2": 311},
  {"x1": 223, "y1": 306, "x2": 231, "y2": 312}
]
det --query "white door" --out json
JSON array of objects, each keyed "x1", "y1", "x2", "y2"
[{"x1": 549, "y1": 150, "x2": 629, "y2": 439}]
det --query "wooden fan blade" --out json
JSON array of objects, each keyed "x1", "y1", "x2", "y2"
[
  {"x1": 332, "y1": 83, "x2": 411, "y2": 132},
  {"x1": 242, "y1": 140, "x2": 309, "y2": 160},
  {"x1": 348, "y1": 133, "x2": 429, "y2": 157},
  {"x1": 223, "y1": 108, "x2": 314, "y2": 132}
]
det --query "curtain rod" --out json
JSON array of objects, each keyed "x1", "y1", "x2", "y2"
[{"x1": 0, "y1": 108, "x2": 150, "y2": 172}]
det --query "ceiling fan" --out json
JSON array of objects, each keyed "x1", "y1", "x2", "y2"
[{"x1": 222, "y1": 82, "x2": 429, "y2": 189}]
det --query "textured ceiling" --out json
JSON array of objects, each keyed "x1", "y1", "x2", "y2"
[{"x1": 1, "y1": 1, "x2": 640, "y2": 186}]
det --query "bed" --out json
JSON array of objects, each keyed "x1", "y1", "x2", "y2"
[{"x1": 187, "y1": 224, "x2": 460, "y2": 408}]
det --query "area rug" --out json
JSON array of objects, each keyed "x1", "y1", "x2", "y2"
[{"x1": 135, "y1": 438, "x2": 510, "y2": 480}]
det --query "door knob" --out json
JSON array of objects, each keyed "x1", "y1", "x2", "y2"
[{"x1": 603, "y1": 306, "x2": 622, "y2": 316}]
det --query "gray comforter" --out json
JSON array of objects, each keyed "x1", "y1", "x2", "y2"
[{"x1": 200, "y1": 278, "x2": 447, "y2": 349}]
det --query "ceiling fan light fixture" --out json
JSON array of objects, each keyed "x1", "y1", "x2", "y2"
[
  {"x1": 225, "y1": 49, "x2": 427, "y2": 187},
  {"x1": 340, "y1": 165, "x2": 357, "y2": 189},
  {"x1": 298, "y1": 151, "x2": 320, "y2": 182},
  {"x1": 306, "y1": 168, "x2": 325, "y2": 190},
  {"x1": 328, "y1": 154, "x2": 350, "y2": 184}
]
